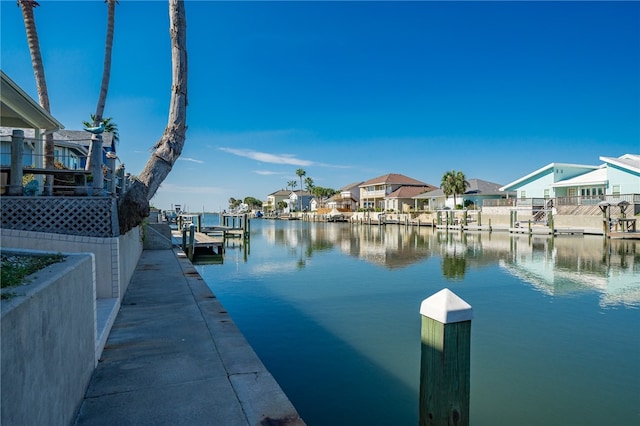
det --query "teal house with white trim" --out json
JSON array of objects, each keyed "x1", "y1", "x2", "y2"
[{"x1": 500, "y1": 154, "x2": 639, "y2": 200}]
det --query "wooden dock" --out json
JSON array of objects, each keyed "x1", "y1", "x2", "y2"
[
  {"x1": 172, "y1": 229, "x2": 224, "y2": 260},
  {"x1": 608, "y1": 231, "x2": 640, "y2": 240}
]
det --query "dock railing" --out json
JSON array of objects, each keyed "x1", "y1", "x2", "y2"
[{"x1": 1, "y1": 129, "x2": 128, "y2": 198}]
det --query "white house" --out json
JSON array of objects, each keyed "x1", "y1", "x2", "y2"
[{"x1": 326, "y1": 181, "x2": 363, "y2": 211}]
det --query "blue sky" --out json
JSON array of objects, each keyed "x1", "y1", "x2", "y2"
[{"x1": 2, "y1": 0, "x2": 639, "y2": 211}]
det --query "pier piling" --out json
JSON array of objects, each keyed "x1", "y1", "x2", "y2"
[{"x1": 419, "y1": 289, "x2": 472, "y2": 426}]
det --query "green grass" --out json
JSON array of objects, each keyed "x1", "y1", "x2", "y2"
[{"x1": 1, "y1": 252, "x2": 65, "y2": 299}]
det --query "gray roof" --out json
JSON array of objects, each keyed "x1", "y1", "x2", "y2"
[
  {"x1": 464, "y1": 179, "x2": 507, "y2": 195},
  {"x1": 0, "y1": 127, "x2": 115, "y2": 151},
  {"x1": 56, "y1": 129, "x2": 115, "y2": 150},
  {"x1": 339, "y1": 181, "x2": 364, "y2": 191},
  {"x1": 412, "y1": 178, "x2": 513, "y2": 199}
]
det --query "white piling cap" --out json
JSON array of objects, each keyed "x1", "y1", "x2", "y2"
[{"x1": 420, "y1": 288, "x2": 473, "y2": 324}]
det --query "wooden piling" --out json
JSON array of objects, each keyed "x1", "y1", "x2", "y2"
[
  {"x1": 90, "y1": 133, "x2": 104, "y2": 195},
  {"x1": 8, "y1": 130, "x2": 24, "y2": 196},
  {"x1": 188, "y1": 224, "x2": 196, "y2": 261},
  {"x1": 419, "y1": 289, "x2": 472, "y2": 426}
]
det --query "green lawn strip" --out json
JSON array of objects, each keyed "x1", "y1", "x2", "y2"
[{"x1": 1, "y1": 252, "x2": 65, "y2": 298}]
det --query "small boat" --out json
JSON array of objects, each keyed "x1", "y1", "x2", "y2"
[{"x1": 327, "y1": 208, "x2": 347, "y2": 222}]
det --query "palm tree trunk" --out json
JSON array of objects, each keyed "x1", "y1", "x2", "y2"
[
  {"x1": 20, "y1": 0, "x2": 54, "y2": 195},
  {"x1": 118, "y1": 0, "x2": 187, "y2": 234},
  {"x1": 87, "y1": 0, "x2": 117, "y2": 171}
]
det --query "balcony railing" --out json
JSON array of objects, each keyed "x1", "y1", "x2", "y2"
[{"x1": 483, "y1": 194, "x2": 639, "y2": 208}]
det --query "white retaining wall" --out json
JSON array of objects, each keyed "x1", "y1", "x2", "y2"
[
  {"x1": 1, "y1": 226, "x2": 143, "y2": 299},
  {"x1": 1, "y1": 253, "x2": 96, "y2": 426}
]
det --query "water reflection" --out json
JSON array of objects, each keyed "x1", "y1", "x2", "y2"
[
  {"x1": 258, "y1": 221, "x2": 639, "y2": 306},
  {"x1": 203, "y1": 219, "x2": 639, "y2": 425}
]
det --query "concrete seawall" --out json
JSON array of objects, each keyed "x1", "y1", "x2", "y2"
[{"x1": 74, "y1": 248, "x2": 305, "y2": 425}]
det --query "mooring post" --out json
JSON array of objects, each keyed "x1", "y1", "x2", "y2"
[
  {"x1": 105, "y1": 152, "x2": 117, "y2": 195},
  {"x1": 419, "y1": 288, "x2": 472, "y2": 426},
  {"x1": 90, "y1": 133, "x2": 104, "y2": 195},
  {"x1": 182, "y1": 227, "x2": 187, "y2": 253},
  {"x1": 8, "y1": 130, "x2": 25, "y2": 196},
  {"x1": 477, "y1": 211, "x2": 482, "y2": 227},
  {"x1": 188, "y1": 224, "x2": 196, "y2": 261}
]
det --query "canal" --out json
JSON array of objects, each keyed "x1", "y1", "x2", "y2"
[{"x1": 195, "y1": 216, "x2": 639, "y2": 425}]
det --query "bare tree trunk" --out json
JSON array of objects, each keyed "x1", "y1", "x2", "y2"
[
  {"x1": 19, "y1": 0, "x2": 54, "y2": 195},
  {"x1": 87, "y1": 0, "x2": 117, "y2": 171},
  {"x1": 118, "y1": 0, "x2": 187, "y2": 234}
]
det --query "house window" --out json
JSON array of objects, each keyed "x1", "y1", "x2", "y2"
[
  {"x1": 23, "y1": 146, "x2": 33, "y2": 167},
  {"x1": 520, "y1": 190, "x2": 526, "y2": 199},
  {"x1": 54, "y1": 149, "x2": 60, "y2": 163},
  {"x1": 70, "y1": 154, "x2": 79, "y2": 170},
  {"x1": 613, "y1": 185, "x2": 620, "y2": 196},
  {"x1": 544, "y1": 189, "x2": 550, "y2": 199}
]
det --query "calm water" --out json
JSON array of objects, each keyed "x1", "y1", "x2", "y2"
[{"x1": 196, "y1": 215, "x2": 640, "y2": 426}]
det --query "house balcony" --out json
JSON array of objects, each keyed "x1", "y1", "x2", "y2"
[{"x1": 361, "y1": 189, "x2": 386, "y2": 198}]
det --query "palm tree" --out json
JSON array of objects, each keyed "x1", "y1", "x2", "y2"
[
  {"x1": 19, "y1": 0, "x2": 54, "y2": 194},
  {"x1": 287, "y1": 180, "x2": 297, "y2": 192},
  {"x1": 304, "y1": 176, "x2": 314, "y2": 194},
  {"x1": 296, "y1": 168, "x2": 306, "y2": 211},
  {"x1": 441, "y1": 170, "x2": 468, "y2": 209},
  {"x1": 118, "y1": 0, "x2": 187, "y2": 233},
  {"x1": 87, "y1": 0, "x2": 118, "y2": 170}
]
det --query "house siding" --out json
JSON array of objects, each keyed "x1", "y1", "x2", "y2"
[{"x1": 607, "y1": 164, "x2": 640, "y2": 194}]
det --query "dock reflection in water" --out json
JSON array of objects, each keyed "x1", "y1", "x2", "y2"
[{"x1": 197, "y1": 218, "x2": 639, "y2": 426}]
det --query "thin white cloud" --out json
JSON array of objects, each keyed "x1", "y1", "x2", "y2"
[
  {"x1": 255, "y1": 170, "x2": 287, "y2": 176},
  {"x1": 219, "y1": 147, "x2": 314, "y2": 166},
  {"x1": 178, "y1": 157, "x2": 204, "y2": 164}
]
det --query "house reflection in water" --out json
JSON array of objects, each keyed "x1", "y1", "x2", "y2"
[
  {"x1": 261, "y1": 222, "x2": 639, "y2": 307},
  {"x1": 499, "y1": 235, "x2": 639, "y2": 307}
]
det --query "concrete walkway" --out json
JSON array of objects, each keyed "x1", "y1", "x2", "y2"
[{"x1": 74, "y1": 248, "x2": 304, "y2": 426}]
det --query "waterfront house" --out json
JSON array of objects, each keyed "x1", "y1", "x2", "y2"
[
  {"x1": 263, "y1": 189, "x2": 291, "y2": 213},
  {"x1": 288, "y1": 189, "x2": 313, "y2": 212},
  {"x1": 55, "y1": 129, "x2": 116, "y2": 167},
  {"x1": 359, "y1": 173, "x2": 436, "y2": 211},
  {"x1": 385, "y1": 185, "x2": 435, "y2": 212},
  {"x1": 413, "y1": 179, "x2": 514, "y2": 210},
  {"x1": 0, "y1": 128, "x2": 115, "y2": 173},
  {"x1": 500, "y1": 154, "x2": 639, "y2": 202},
  {"x1": 326, "y1": 181, "x2": 363, "y2": 212}
]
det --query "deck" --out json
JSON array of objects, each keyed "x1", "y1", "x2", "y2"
[{"x1": 172, "y1": 230, "x2": 224, "y2": 258}]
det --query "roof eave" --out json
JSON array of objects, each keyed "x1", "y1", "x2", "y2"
[{"x1": 0, "y1": 70, "x2": 64, "y2": 131}]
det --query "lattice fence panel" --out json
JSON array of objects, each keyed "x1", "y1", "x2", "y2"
[{"x1": 1, "y1": 197, "x2": 118, "y2": 237}]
